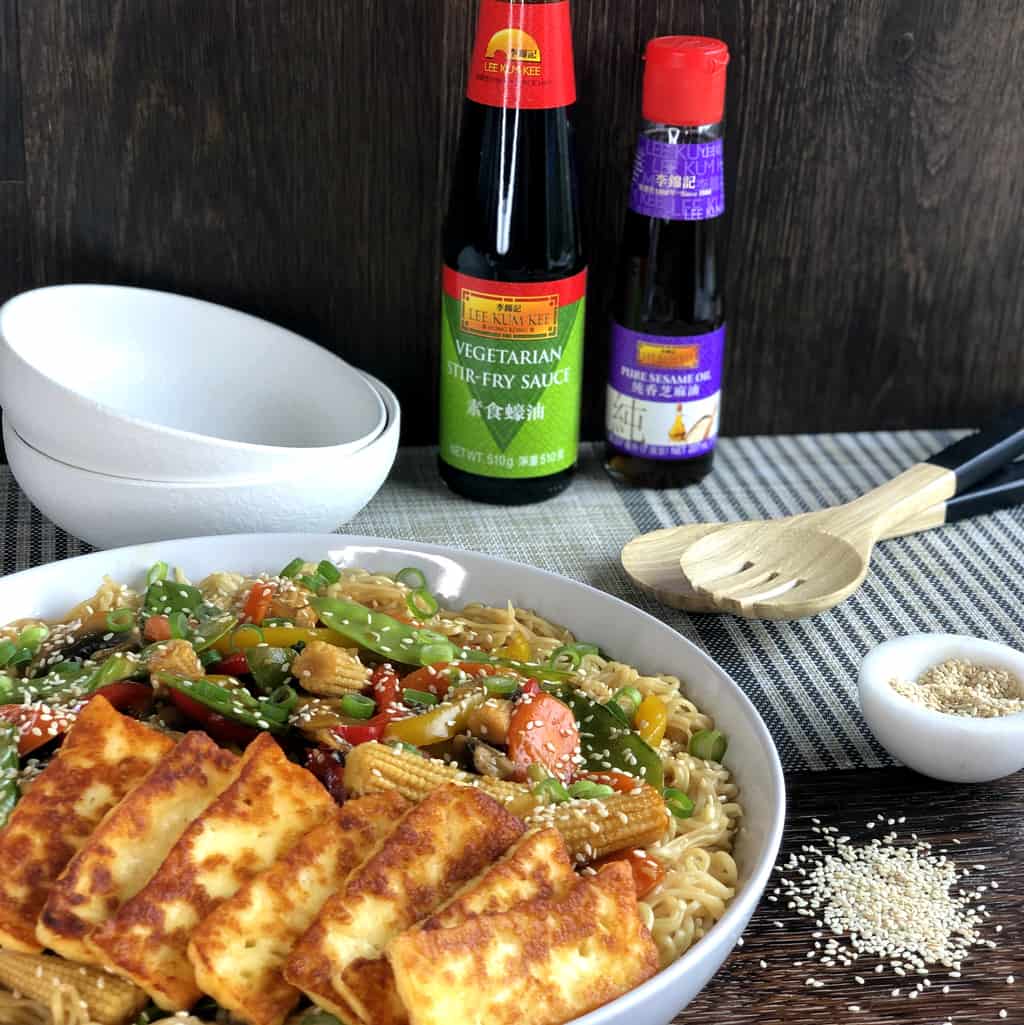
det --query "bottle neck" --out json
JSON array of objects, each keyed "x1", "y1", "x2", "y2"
[
  {"x1": 466, "y1": 0, "x2": 576, "y2": 110},
  {"x1": 637, "y1": 119, "x2": 723, "y2": 144}
]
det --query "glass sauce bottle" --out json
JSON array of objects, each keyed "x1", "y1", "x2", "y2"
[
  {"x1": 605, "y1": 36, "x2": 730, "y2": 488},
  {"x1": 438, "y1": 0, "x2": 587, "y2": 505}
]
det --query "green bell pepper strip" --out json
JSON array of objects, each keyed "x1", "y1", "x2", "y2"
[
  {"x1": 245, "y1": 645, "x2": 293, "y2": 694},
  {"x1": 0, "y1": 721, "x2": 19, "y2": 829},
  {"x1": 560, "y1": 689, "x2": 664, "y2": 791},
  {"x1": 155, "y1": 672, "x2": 297, "y2": 732}
]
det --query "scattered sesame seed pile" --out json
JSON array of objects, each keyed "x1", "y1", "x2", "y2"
[
  {"x1": 888, "y1": 658, "x2": 1024, "y2": 718},
  {"x1": 768, "y1": 816, "x2": 1012, "y2": 1017}
]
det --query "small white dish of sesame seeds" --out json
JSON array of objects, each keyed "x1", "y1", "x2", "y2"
[{"x1": 859, "y1": 634, "x2": 1024, "y2": 782}]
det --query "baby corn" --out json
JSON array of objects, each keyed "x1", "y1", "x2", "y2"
[
  {"x1": 344, "y1": 743, "x2": 670, "y2": 861},
  {"x1": 345, "y1": 742, "x2": 526, "y2": 806},
  {"x1": 291, "y1": 642, "x2": 370, "y2": 696},
  {"x1": 0, "y1": 950, "x2": 148, "y2": 1025},
  {"x1": 526, "y1": 786, "x2": 671, "y2": 863}
]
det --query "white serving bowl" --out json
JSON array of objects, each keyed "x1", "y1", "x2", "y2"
[
  {"x1": 0, "y1": 284, "x2": 386, "y2": 482},
  {"x1": 3, "y1": 373, "x2": 399, "y2": 548},
  {"x1": 0, "y1": 534, "x2": 785, "y2": 1025},
  {"x1": 859, "y1": 633, "x2": 1024, "y2": 783}
]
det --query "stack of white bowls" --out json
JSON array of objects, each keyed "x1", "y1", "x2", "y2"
[{"x1": 0, "y1": 285, "x2": 400, "y2": 549}]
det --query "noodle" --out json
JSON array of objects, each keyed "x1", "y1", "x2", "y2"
[{"x1": 0, "y1": 563, "x2": 743, "y2": 1020}]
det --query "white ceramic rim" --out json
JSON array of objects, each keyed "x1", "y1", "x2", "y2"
[
  {"x1": 2, "y1": 398, "x2": 397, "y2": 489},
  {"x1": 860, "y1": 633, "x2": 1024, "y2": 730},
  {"x1": 0, "y1": 284, "x2": 387, "y2": 458},
  {"x1": 0, "y1": 532, "x2": 786, "y2": 1023}
]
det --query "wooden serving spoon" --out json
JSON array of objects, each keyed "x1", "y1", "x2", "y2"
[
  {"x1": 674, "y1": 412, "x2": 1024, "y2": 619},
  {"x1": 623, "y1": 462, "x2": 1024, "y2": 611}
]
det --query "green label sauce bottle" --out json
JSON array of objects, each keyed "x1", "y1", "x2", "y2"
[
  {"x1": 605, "y1": 36, "x2": 730, "y2": 489},
  {"x1": 438, "y1": 0, "x2": 587, "y2": 505}
]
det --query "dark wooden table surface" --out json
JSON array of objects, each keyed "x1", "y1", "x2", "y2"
[{"x1": 684, "y1": 767, "x2": 1023, "y2": 1024}]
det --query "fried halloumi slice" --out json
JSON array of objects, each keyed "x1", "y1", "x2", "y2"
[
  {"x1": 0, "y1": 696, "x2": 174, "y2": 953},
  {"x1": 423, "y1": 827, "x2": 575, "y2": 930},
  {"x1": 37, "y1": 731, "x2": 237, "y2": 964},
  {"x1": 90, "y1": 732, "x2": 335, "y2": 1011},
  {"x1": 187, "y1": 792, "x2": 408, "y2": 1025},
  {"x1": 389, "y1": 861, "x2": 660, "y2": 1025},
  {"x1": 284, "y1": 784, "x2": 524, "y2": 1025}
]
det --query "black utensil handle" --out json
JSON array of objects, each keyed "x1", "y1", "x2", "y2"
[
  {"x1": 926, "y1": 407, "x2": 1024, "y2": 493},
  {"x1": 944, "y1": 461, "x2": 1024, "y2": 523}
]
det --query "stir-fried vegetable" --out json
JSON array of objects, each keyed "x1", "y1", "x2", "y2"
[
  {"x1": 567, "y1": 780, "x2": 615, "y2": 799},
  {"x1": 190, "y1": 613, "x2": 238, "y2": 652},
  {"x1": 105, "y1": 608, "x2": 136, "y2": 633},
  {"x1": 689, "y1": 728, "x2": 728, "y2": 762},
  {"x1": 506, "y1": 692, "x2": 579, "y2": 783},
  {"x1": 561, "y1": 690, "x2": 664, "y2": 791},
  {"x1": 593, "y1": 849, "x2": 666, "y2": 899},
  {"x1": 532, "y1": 776, "x2": 570, "y2": 804},
  {"x1": 156, "y1": 673, "x2": 297, "y2": 734},
  {"x1": 242, "y1": 582, "x2": 275, "y2": 625},
  {"x1": 635, "y1": 694, "x2": 668, "y2": 747},
  {"x1": 213, "y1": 624, "x2": 343, "y2": 654},
  {"x1": 245, "y1": 646, "x2": 292, "y2": 693},
  {"x1": 383, "y1": 689, "x2": 487, "y2": 746},
  {"x1": 340, "y1": 693, "x2": 376, "y2": 720},
  {"x1": 144, "y1": 579, "x2": 202, "y2": 615},
  {"x1": 549, "y1": 642, "x2": 600, "y2": 672},
  {"x1": 0, "y1": 721, "x2": 19, "y2": 828},
  {"x1": 663, "y1": 786, "x2": 695, "y2": 819}
]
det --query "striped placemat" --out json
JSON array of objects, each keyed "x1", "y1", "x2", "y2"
[{"x1": 3, "y1": 430, "x2": 1022, "y2": 773}]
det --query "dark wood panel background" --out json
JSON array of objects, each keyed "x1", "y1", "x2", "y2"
[{"x1": 2, "y1": 0, "x2": 1023, "y2": 444}]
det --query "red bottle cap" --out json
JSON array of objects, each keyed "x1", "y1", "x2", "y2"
[{"x1": 642, "y1": 36, "x2": 730, "y2": 127}]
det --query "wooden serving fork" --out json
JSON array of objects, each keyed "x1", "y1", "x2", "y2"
[{"x1": 623, "y1": 411, "x2": 1024, "y2": 619}]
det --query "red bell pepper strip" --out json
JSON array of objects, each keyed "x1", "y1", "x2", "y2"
[
  {"x1": 209, "y1": 652, "x2": 250, "y2": 677},
  {"x1": 143, "y1": 614, "x2": 172, "y2": 643}
]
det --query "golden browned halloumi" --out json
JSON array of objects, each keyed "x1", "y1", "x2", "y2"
[
  {"x1": 422, "y1": 827, "x2": 575, "y2": 930},
  {"x1": 89, "y1": 732, "x2": 335, "y2": 1011},
  {"x1": 285, "y1": 784, "x2": 524, "y2": 1025},
  {"x1": 389, "y1": 862, "x2": 660, "y2": 1025},
  {"x1": 187, "y1": 792, "x2": 408, "y2": 1025},
  {"x1": 0, "y1": 696, "x2": 174, "y2": 953},
  {"x1": 37, "y1": 731, "x2": 237, "y2": 964}
]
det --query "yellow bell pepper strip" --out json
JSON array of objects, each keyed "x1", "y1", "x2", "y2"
[
  {"x1": 497, "y1": 631, "x2": 532, "y2": 662},
  {"x1": 213, "y1": 625, "x2": 346, "y2": 654},
  {"x1": 635, "y1": 694, "x2": 668, "y2": 747},
  {"x1": 383, "y1": 689, "x2": 487, "y2": 746}
]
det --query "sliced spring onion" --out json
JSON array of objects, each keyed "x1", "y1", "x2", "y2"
[
  {"x1": 168, "y1": 611, "x2": 190, "y2": 640},
  {"x1": 279, "y1": 557, "x2": 306, "y2": 579},
  {"x1": 317, "y1": 560, "x2": 341, "y2": 584},
  {"x1": 340, "y1": 693, "x2": 377, "y2": 719},
  {"x1": 664, "y1": 787, "x2": 695, "y2": 819},
  {"x1": 548, "y1": 642, "x2": 600, "y2": 672},
  {"x1": 16, "y1": 625, "x2": 49, "y2": 652},
  {"x1": 532, "y1": 777, "x2": 570, "y2": 804},
  {"x1": 406, "y1": 588, "x2": 439, "y2": 619},
  {"x1": 402, "y1": 688, "x2": 439, "y2": 708},
  {"x1": 395, "y1": 567, "x2": 427, "y2": 590},
  {"x1": 567, "y1": 780, "x2": 615, "y2": 800},
  {"x1": 146, "y1": 561, "x2": 169, "y2": 586},
  {"x1": 483, "y1": 675, "x2": 520, "y2": 697},
  {"x1": 105, "y1": 608, "x2": 136, "y2": 633},
  {"x1": 611, "y1": 685, "x2": 644, "y2": 720},
  {"x1": 688, "y1": 729, "x2": 728, "y2": 762}
]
